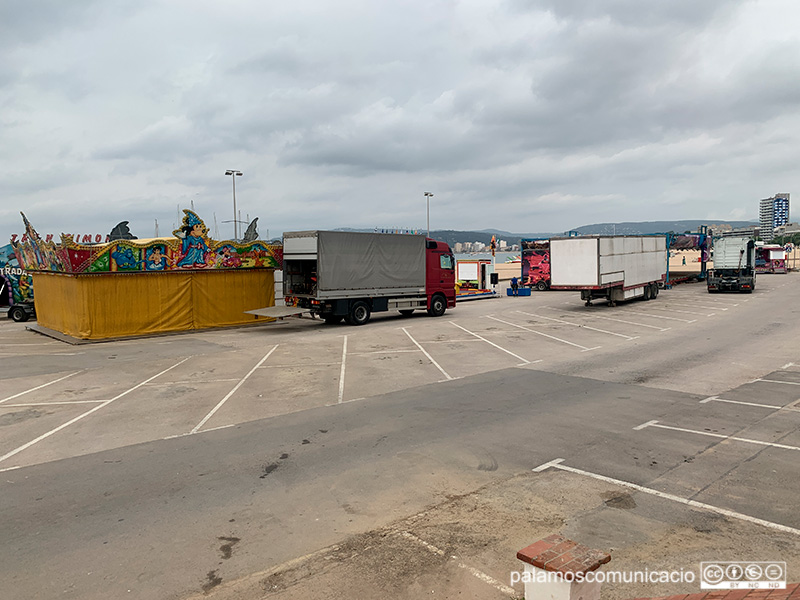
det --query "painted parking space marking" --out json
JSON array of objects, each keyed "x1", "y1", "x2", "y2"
[
  {"x1": 662, "y1": 302, "x2": 728, "y2": 311},
  {"x1": 631, "y1": 305, "x2": 714, "y2": 317},
  {"x1": 449, "y1": 321, "x2": 532, "y2": 365},
  {"x1": 2, "y1": 400, "x2": 106, "y2": 407},
  {"x1": 545, "y1": 307, "x2": 670, "y2": 332},
  {"x1": 615, "y1": 310, "x2": 696, "y2": 323},
  {"x1": 0, "y1": 371, "x2": 82, "y2": 406},
  {"x1": 754, "y1": 378, "x2": 800, "y2": 386},
  {"x1": 400, "y1": 531, "x2": 516, "y2": 596},
  {"x1": 516, "y1": 310, "x2": 637, "y2": 340},
  {"x1": 486, "y1": 316, "x2": 600, "y2": 352},
  {"x1": 349, "y1": 349, "x2": 421, "y2": 355},
  {"x1": 0, "y1": 358, "x2": 190, "y2": 465},
  {"x1": 192, "y1": 347, "x2": 278, "y2": 433},
  {"x1": 532, "y1": 458, "x2": 800, "y2": 536},
  {"x1": 402, "y1": 328, "x2": 452, "y2": 380},
  {"x1": 699, "y1": 396, "x2": 800, "y2": 412},
  {"x1": 634, "y1": 420, "x2": 800, "y2": 452},
  {"x1": 145, "y1": 378, "x2": 240, "y2": 386},
  {"x1": 338, "y1": 336, "x2": 347, "y2": 403}
]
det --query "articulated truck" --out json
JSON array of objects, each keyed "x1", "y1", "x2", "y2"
[
  {"x1": 707, "y1": 237, "x2": 756, "y2": 293},
  {"x1": 549, "y1": 235, "x2": 667, "y2": 306},
  {"x1": 250, "y1": 231, "x2": 456, "y2": 325}
]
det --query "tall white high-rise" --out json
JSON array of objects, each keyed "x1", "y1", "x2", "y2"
[{"x1": 759, "y1": 193, "x2": 790, "y2": 240}]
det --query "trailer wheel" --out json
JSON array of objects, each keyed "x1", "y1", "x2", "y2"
[
  {"x1": 323, "y1": 314, "x2": 343, "y2": 324},
  {"x1": 536, "y1": 281, "x2": 547, "y2": 291},
  {"x1": 9, "y1": 306, "x2": 29, "y2": 323},
  {"x1": 643, "y1": 286, "x2": 652, "y2": 301},
  {"x1": 428, "y1": 294, "x2": 447, "y2": 317},
  {"x1": 399, "y1": 310, "x2": 414, "y2": 317},
  {"x1": 346, "y1": 301, "x2": 371, "y2": 325},
  {"x1": 652, "y1": 284, "x2": 659, "y2": 298}
]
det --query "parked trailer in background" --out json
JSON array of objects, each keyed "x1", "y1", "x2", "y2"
[
  {"x1": 707, "y1": 237, "x2": 756, "y2": 293},
  {"x1": 755, "y1": 243, "x2": 787, "y2": 274},
  {"x1": 549, "y1": 236, "x2": 667, "y2": 306},
  {"x1": 521, "y1": 239, "x2": 550, "y2": 291},
  {"x1": 251, "y1": 231, "x2": 456, "y2": 325}
]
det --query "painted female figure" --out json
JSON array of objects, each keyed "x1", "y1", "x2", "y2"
[{"x1": 175, "y1": 211, "x2": 210, "y2": 268}]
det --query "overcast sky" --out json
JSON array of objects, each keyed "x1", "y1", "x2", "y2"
[{"x1": 2, "y1": 0, "x2": 798, "y2": 243}]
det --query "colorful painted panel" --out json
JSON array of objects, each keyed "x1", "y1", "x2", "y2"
[
  {"x1": 13, "y1": 210, "x2": 282, "y2": 274},
  {"x1": 0, "y1": 243, "x2": 34, "y2": 306},
  {"x1": 521, "y1": 239, "x2": 550, "y2": 287}
]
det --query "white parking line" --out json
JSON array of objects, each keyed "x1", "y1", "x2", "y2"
[
  {"x1": 486, "y1": 316, "x2": 600, "y2": 352},
  {"x1": 516, "y1": 310, "x2": 637, "y2": 340},
  {"x1": 338, "y1": 336, "x2": 348, "y2": 404},
  {"x1": 634, "y1": 305, "x2": 714, "y2": 317},
  {"x1": 532, "y1": 458, "x2": 800, "y2": 536},
  {"x1": 663, "y1": 303, "x2": 728, "y2": 311},
  {"x1": 449, "y1": 321, "x2": 532, "y2": 365},
  {"x1": 2, "y1": 400, "x2": 106, "y2": 407},
  {"x1": 754, "y1": 379, "x2": 800, "y2": 386},
  {"x1": 400, "y1": 531, "x2": 516, "y2": 596},
  {"x1": 634, "y1": 420, "x2": 800, "y2": 452},
  {"x1": 0, "y1": 358, "x2": 190, "y2": 465},
  {"x1": 192, "y1": 347, "x2": 278, "y2": 433},
  {"x1": 699, "y1": 396, "x2": 800, "y2": 412},
  {"x1": 617, "y1": 310, "x2": 696, "y2": 323},
  {"x1": 0, "y1": 371, "x2": 82, "y2": 406},
  {"x1": 402, "y1": 328, "x2": 452, "y2": 380},
  {"x1": 145, "y1": 378, "x2": 240, "y2": 386},
  {"x1": 349, "y1": 349, "x2": 421, "y2": 355},
  {"x1": 546, "y1": 307, "x2": 670, "y2": 332}
]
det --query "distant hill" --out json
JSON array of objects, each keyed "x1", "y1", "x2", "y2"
[
  {"x1": 325, "y1": 219, "x2": 758, "y2": 246},
  {"x1": 571, "y1": 220, "x2": 757, "y2": 236}
]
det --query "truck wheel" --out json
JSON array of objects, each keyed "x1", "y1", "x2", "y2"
[
  {"x1": 399, "y1": 310, "x2": 414, "y2": 317},
  {"x1": 323, "y1": 315, "x2": 343, "y2": 324},
  {"x1": 9, "y1": 306, "x2": 29, "y2": 323},
  {"x1": 536, "y1": 281, "x2": 547, "y2": 291},
  {"x1": 346, "y1": 301, "x2": 371, "y2": 325},
  {"x1": 428, "y1": 294, "x2": 447, "y2": 317}
]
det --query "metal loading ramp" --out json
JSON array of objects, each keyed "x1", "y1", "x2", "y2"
[{"x1": 245, "y1": 306, "x2": 309, "y2": 319}]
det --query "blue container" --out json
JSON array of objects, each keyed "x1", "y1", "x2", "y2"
[{"x1": 506, "y1": 287, "x2": 531, "y2": 296}]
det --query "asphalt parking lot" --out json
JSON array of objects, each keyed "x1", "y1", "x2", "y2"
[
  {"x1": 2, "y1": 276, "x2": 800, "y2": 599},
  {"x1": 0, "y1": 276, "x2": 793, "y2": 472}
]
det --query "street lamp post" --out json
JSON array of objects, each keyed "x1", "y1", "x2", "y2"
[
  {"x1": 225, "y1": 170, "x2": 243, "y2": 239},
  {"x1": 424, "y1": 191, "x2": 434, "y2": 238}
]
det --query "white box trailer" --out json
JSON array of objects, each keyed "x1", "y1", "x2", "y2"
[{"x1": 550, "y1": 236, "x2": 667, "y2": 306}]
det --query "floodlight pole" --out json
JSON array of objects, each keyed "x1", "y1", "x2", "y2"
[
  {"x1": 424, "y1": 192, "x2": 434, "y2": 237},
  {"x1": 225, "y1": 170, "x2": 243, "y2": 239}
]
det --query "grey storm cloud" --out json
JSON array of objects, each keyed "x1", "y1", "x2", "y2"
[{"x1": 1, "y1": 0, "x2": 798, "y2": 244}]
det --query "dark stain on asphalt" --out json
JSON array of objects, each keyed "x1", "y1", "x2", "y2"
[
  {"x1": 0, "y1": 409, "x2": 43, "y2": 427},
  {"x1": 218, "y1": 536, "x2": 241, "y2": 559},
  {"x1": 601, "y1": 491, "x2": 637, "y2": 509},
  {"x1": 302, "y1": 439, "x2": 310, "y2": 444},
  {"x1": 477, "y1": 454, "x2": 498, "y2": 471},
  {"x1": 319, "y1": 429, "x2": 328, "y2": 433},
  {"x1": 260, "y1": 463, "x2": 279, "y2": 478},
  {"x1": 279, "y1": 453, "x2": 289, "y2": 459},
  {"x1": 202, "y1": 570, "x2": 222, "y2": 593}
]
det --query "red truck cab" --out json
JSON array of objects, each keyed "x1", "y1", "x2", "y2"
[{"x1": 425, "y1": 239, "x2": 456, "y2": 315}]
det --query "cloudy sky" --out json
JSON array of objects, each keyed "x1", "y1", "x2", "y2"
[{"x1": 2, "y1": 0, "x2": 799, "y2": 243}]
